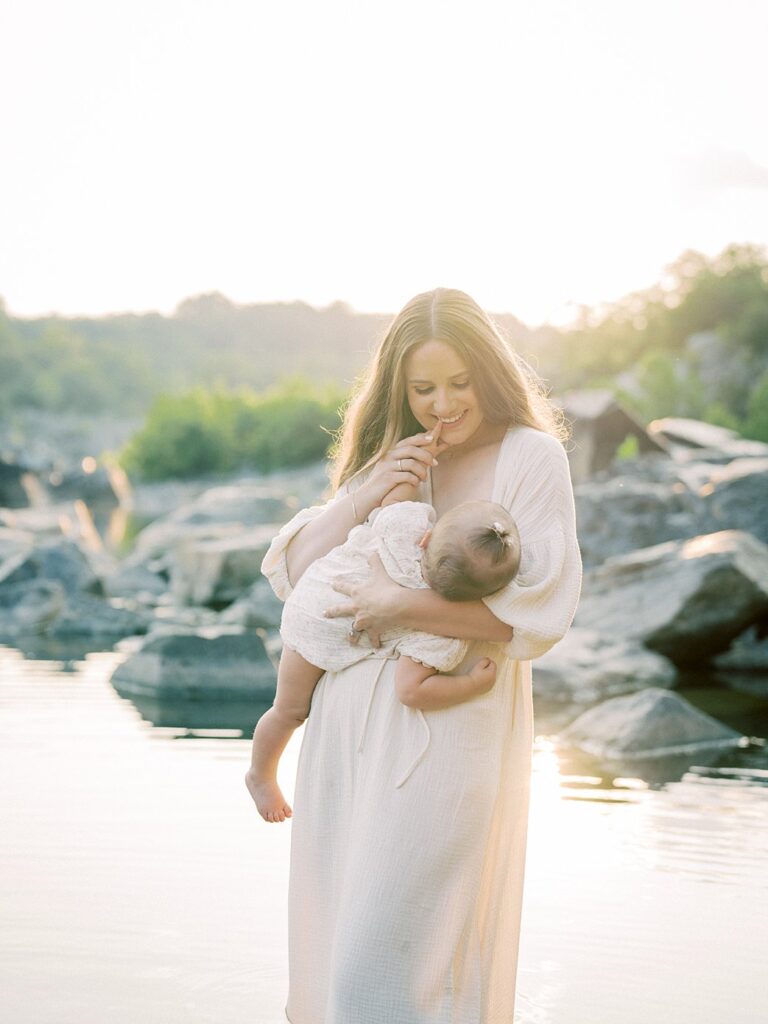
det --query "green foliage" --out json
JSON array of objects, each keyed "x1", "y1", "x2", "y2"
[
  {"x1": 615, "y1": 434, "x2": 640, "y2": 461},
  {"x1": 548, "y1": 244, "x2": 768, "y2": 439},
  {"x1": 120, "y1": 378, "x2": 346, "y2": 480},
  {"x1": 743, "y1": 371, "x2": 768, "y2": 442}
]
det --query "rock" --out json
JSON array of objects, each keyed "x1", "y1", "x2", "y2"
[
  {"x1": 712, "y1": 624, "x2": 768, "y2": 673},
  {"x1": 575, "y1": 530, "x2": 768, "y2": 665},
  {"x1": 534, "y1": 627, "x2": 677, "y2": 704},
  {"x1": 0, "y1": 457, "x2": 31, "y2": 507},
  {"x1": 46, "y1": 593, "x2": 152, "y2": 639},
  {"x1": 0, "y1": 538, "x2": 101, "y2": 595},
  {"x1": 558, "y1": 688, "x2": 743, "y2": 759},
  {"x1": 146, "y1": 604, "x2": 224, "y2": 632},
  {"x1": 0, "y1": 526, "x2": 35, "y2": 564},
  {"x1": 110, "y1": 631, "x2": 276, "y2": 699},
  {"x1": 0, "y1": 580, "x2": 65, "y2": 635},
  {"x1": 575, "y1": 475, "x2": 703, "y2": 568},
  {"x1": 219, "y1": 575, "x2": 284, "y2": 629},
  {"x1": 165, "y1": 481, "x2": 294, "y2": 529},
  {"x1": 0, "y1": 502, "x2": 89, "y2": 539},
  {"x1": 101, "y1": 562, "x2": 169, "y2": 602},
  {"x1": 648, "y1": 417, "x2": 768, "y2": 460},
  {"x1": 124, "y1": 520, "x2": 245, "y2": 574},
  {"x1": 699, "y1": 457, "x2": 768, "y2": 546},
  {"x1": 125, "y1": 463, "x2": 332, "y2": 565},
  {"x1": 169, "y1": 525, "x2": 280, "y2": 606}
]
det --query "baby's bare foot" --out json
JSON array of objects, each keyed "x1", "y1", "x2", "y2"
[{"x1": 244, "y1": 770, "x2": 293, "y2": 823}]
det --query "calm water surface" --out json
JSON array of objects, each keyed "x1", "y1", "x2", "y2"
[{"x1": 1, "y1": 642, "x2": 766, "y2": 1024}]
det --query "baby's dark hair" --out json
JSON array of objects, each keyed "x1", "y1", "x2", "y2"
[{"x1": 422, "y1": 501, "x2": 521, "y2": 601}]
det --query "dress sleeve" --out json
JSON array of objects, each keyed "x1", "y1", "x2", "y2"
[
  {"x1": 259, "y1": 470, "x2": 368, "y2": 602},
  {"x1": 482, "y1": 431, "x2": 583, "y2": 662},
  {"x1": 395, "y1": 633, "x2": 469, "y2": 673}
]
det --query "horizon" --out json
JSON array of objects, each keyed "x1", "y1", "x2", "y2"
[{"x1": 5, "y1": 238, "x2": 765, "y2": 331}]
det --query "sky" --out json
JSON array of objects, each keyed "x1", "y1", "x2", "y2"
[{"x1": 1, "y1": 0, "x2": 767, "y2": 326}]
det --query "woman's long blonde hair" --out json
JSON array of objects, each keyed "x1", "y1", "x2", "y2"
[{"x1": 329, "y1": 287, "x2": 568, "y2": 491}]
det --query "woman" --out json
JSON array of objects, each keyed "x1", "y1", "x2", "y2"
[{"x1": 261, "y1": 287, "x2": 582, "y2": 1023}]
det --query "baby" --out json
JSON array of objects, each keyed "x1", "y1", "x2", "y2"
[{"x1": 246, "y1": 497, "x2": 521, "y2": 822}]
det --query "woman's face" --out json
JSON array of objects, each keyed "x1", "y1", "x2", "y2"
[{"x1": 404, "y1": 340, "x2": 485, "y2": 445}]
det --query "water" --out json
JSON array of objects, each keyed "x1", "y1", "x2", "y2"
[{"x1": 1, "y1": 642, "x2": 767, "y2": 1024}]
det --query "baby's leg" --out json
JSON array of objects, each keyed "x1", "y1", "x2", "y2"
[
  {"x1": 394, "y1": 655, "x2": 497, "y2": 712},
  {"x1": 245, "y1": 646, "x2": 324, "y2": 823}
]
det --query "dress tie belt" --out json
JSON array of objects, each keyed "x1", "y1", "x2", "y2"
[{"x1": 356, "y1": 654, "x2": 432, "y2": 790}]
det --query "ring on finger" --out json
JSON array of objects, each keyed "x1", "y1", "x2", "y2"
[{"x1": 398, "y1": 458, "x2": 403, "y2": 472}]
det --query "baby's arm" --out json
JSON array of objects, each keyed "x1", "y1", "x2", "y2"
[{"x1": 394, "y1": 655, "x2": 497, "y2": 712}]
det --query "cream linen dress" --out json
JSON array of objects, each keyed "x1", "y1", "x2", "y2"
[{"x1": 260, "y1": 425, "x2": 582, "y2": 1024}]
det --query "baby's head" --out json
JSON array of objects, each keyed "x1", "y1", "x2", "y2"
[{"x1": 420, "y1": 500, "x2": 521, "y2": 601}]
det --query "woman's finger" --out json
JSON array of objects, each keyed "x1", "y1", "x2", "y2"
[
  {"x1": 324, "y1": 602, "x2": 358, "y2": 619},
  {"x1": 331, "y1": 579, "x2": 355, "y2": 596},
  {"x1": 389, "y1": 443, "x2": 439, "y2": 468},
  {"x1": 390, "y1": 456, "x2": 431, "y2": 481}
]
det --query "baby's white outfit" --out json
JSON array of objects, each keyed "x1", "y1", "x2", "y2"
[{"x1": 280, "y1": 500, "x2": 467, "y2": 673}]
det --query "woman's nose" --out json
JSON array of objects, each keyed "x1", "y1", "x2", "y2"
[{"x1": 431, "y1": 390, "x2": 454, "y2": 415}]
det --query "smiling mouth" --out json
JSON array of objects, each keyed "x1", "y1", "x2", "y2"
[{"x1": 434, "y1": 410, "x2": 468, "y2": 428}]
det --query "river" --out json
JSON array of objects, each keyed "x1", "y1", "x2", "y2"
[{"x1": 1, "y1": 640, "x2": 766, "y2": 1024}]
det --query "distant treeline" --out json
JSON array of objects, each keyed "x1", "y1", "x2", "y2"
[
  {"x1": 2, "y1": 244, "x2": 767, "y2": 476},
  {"x1": 0, "y1": 294, "x2": 535, "y2": 418}
]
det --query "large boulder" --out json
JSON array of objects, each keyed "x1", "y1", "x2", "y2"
[
  {"x1": 575, "y1": 475, "x2": 703, "y2": 568},
  {"x1": 575, "y1": 530, "x2": 768, "y2": 665},
  {"x1": 46, "y1": 593, "x2": 152, "y2": 638},
  {"x1": 533, "y1": 627, "x2": 677, "y2": 705},
  {"x1": 101, "y1": 562, "x2": 169, "y2": 602},
  {"x1": 699, "y1": 457, "x2": 768, "y2": 547},
  {"x1": 0, "y1": 538, "x2": 101, "y2": 594},
  {"x1": 111, "y1": 631, "x2": 276, "y2": 699},
  {"x1": 219, "y1": 575, "x2": 283, "y2": 630},
  {"x1": 0, "y1": 577, "x2": 151, "y2": 640},
  {"x1": 169, "y1": 525, "x2": 278, "y2": 606},
  {"x1": 647, "y1": 417, "x2": 768, "y2": 461},
  {"x1": 125, "y1": 464, "x2": 331, "y2": 572},
  {"x1": 713, "y1": 623, "x2": 768, "y2": 674},
  {"x1": 558, "y1": 688, "x2": 744, "y2": 759},
  {"x1": 0, "y1": 580, "x2": 66, "y2": 635}
]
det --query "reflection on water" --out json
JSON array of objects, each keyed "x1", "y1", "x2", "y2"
[{"x1": 1, "y1": 640, "x2": 767, "y2": 1024}]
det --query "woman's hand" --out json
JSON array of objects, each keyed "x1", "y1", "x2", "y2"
[
  {"x1": 355, "y1": 420, "x2": 443, "y2": 515},
  {"x1": 325, "y1": 552, "x2": 405, "y2": 648}
]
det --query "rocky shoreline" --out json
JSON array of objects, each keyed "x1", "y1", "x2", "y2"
[{"x1": 2, "y1": 413, "x2": 766, "y2": 774}]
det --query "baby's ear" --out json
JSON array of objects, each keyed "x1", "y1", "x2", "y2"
[{"x1": 418, "y1": 528, "x2": 432, "y2": 549}]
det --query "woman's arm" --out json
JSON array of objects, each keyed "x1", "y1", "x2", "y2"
[
  {"x1": 285, "y1": 430, "x2": 439, "y2": 589},
  {"x1": 284, "y1": 493, "x2": 363, "y2": 589},
  {"x1": 326, "y1": 552, "x2": 513, "y2": 646},
  {"x1": 396, "y1": 587, "x2": 513, "y2": 644}
]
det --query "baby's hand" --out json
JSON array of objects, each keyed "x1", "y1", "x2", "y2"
[{"x1": 468, "y1": 657, "x2": 497, "y2": 694}]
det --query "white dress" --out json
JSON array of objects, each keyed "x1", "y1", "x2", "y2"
[
  {"x1": 280, "y1": 500, "x2": 467, "y2": 675},
  {"x1": 261, "y1": 425, "x2": 583, "y2": 1024}
]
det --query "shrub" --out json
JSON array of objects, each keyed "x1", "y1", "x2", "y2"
[{"x1": 120, "y1": 378, "x2": 346, "y2": 480}]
